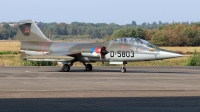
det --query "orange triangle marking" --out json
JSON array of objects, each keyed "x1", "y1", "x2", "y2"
[{"x1": 24, "y1": 27, "x2": 30, "y2": 33}]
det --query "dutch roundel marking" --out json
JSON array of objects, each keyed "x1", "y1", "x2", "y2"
[{"x1": 90, "y1": 46, "x2": 100, "y2": 56}]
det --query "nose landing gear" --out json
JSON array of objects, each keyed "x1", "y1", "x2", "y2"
[
  {"x1": 120, "y1": 64, "x2": 126, "y2": 73},
  {"x1": 121, "y1": 67, "x2": 126, "y2": 73},
  {"x1": 120, "y1": 62, "x2": 127, "y2": 73}
]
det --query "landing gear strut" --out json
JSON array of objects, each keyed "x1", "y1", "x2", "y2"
[
  {"x1": 120, "y1": 64, "x2": 126, "y2": 73},
  {"x1": 83, "y1": 63, "x2": 93, "y2": 71}
]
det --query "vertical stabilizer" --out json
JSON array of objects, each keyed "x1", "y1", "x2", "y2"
[{"x1": 16, "y1": 20, "x2": 51, "y2": 42}]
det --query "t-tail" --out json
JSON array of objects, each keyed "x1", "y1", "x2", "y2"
[
  {"x1": 16, "y1": 20, "x2": 52, "y2": 59},
  {"x1": 16, "y1": 20, "x2": 51, "y2": 42}
]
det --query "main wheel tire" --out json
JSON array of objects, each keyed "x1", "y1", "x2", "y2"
[
  {"x1": 86, "y1": 64, "x2": 93, "y2": 71},
  {"x1": 63, "y1": 64, "x2": 70, "y2": 72},
  {"x1": 121, "y1": 67, "x2": 126, "y2": 73}
]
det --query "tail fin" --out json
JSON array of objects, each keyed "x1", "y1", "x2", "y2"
[{"x1": 16, "y1": 20, "x2": 51, "y2": 42}]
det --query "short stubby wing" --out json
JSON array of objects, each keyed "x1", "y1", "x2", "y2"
[
  {"x1": 25, "y1": 55, "x2": 74, "y2": 61},
  {"x1": 24, "y1": 51, "x2": 78, "y2": 61}
]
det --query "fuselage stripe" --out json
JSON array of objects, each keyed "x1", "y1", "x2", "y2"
[{"x1": 42, "y1": 40, "x2": 50, "y2": 55}]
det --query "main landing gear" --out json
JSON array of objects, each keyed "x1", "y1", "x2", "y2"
[
  {"x1": 62, "y1": 64, "x2": 70, "y2": 72},
  {"x1": 83, "y1": 63, "x2": 93, "y2": 71},
  {"x1": 61, "y1": 62, "x2": 93, "y2": 72},
  {"x1": 61, "y1": 61, "x2": 74, "y2": 72}
]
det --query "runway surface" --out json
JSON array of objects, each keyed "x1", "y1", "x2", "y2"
[{"x1": 0, "y1": 66, "x2": 200, "y2": 112}]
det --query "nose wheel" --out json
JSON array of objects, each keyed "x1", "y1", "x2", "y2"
[
  {"x1": 121, "y1": 67, "x2": 126, "y2": 73},
  {"x1": 120, "y1": 64, "x2": 126, "y2": 73}
]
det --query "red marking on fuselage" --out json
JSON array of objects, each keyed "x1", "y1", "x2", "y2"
[
  {"x1": 121, "y1": 45, "x2": 124, "y2": 49},
  {"x1": 41, "y1": 40, "x2": 50, "y2": 55},
  {"x1": 54, "y1": 44, "x2": 58, "y2": 47},
  {"x1": 140, "y1": 48, "x2": 143, "y2": 52},
  {"x1": 64, "y1": 44, "x2": 68, "y2": 48}
]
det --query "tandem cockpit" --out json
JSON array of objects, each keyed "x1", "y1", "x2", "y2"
[{"x1": 112, "y1": 37, "x2": 159, "y2": 49}]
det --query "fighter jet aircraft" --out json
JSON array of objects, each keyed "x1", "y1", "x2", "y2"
[{"x1": 16, "y1": 20, "x2": 183, "y2": 73}]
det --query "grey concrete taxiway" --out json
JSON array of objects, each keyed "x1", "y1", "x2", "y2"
[{"x1": 0, "y1": 66, "x2": 200, "y2": 112}]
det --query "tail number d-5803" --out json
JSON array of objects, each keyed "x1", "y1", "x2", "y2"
[{"x1": 110, "y1": 51, "x2": 134, "y2": 57}]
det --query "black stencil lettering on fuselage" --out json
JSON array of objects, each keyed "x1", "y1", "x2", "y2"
[
  {"x1": 110, "y1": 51, "x2": 134, "y2": 57},
  {"x1": 117, "y1": 51, "x2": 121, "y2": 57},
  {"x1": 110, "y1": 51, "x2": 114, "y2": 57}
]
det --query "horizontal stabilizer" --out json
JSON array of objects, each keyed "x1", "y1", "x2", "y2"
[{"x1": 19, "y1": 20, "x2": 33, "y2": 24}]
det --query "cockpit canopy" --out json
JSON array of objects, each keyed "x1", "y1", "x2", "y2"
[{"x1": 113, "y1": 37, "x2": 159, "y2": 49}]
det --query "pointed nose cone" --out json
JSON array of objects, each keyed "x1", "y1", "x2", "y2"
[{"x1": 159, "y1": 51, "x2": 183, "y2": 59}]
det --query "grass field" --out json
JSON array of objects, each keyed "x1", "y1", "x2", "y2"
[
  {"x1": 0, "y1": 41, "x2": 20, "y2": 51},
  {"x1": 0, "y1": 41, "x2": 197, "y2": 66},
  {"x1": 160, "y1": 47, "x2": 200, "y2": 54},
  {"x1": 0, "y1": 55, "x2": 23, "y2": 66}
]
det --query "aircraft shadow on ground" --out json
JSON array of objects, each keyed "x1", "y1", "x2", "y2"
[{"x1": 0, "y1": 96, "x2": 200, "y2": 112}]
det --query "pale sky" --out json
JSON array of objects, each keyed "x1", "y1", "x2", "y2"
[{"x1": 0, "y1": 0, "x2": 199, "y2": 25}]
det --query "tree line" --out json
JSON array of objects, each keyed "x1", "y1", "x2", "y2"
[
  {"x1": 111, "y1": 22, "x2": 200, "y2": 46},
  {"x1": 0, "y1": 23, "x2": 18, "y2": 40},
  {"x1": 0, "y1": 21, "x2": 174, "y2": 40},
  {"x1": 0, "y1": 21, "x2": 200, "y2": 46}
]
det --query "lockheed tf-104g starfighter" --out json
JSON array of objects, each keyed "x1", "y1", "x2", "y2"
[{"x1": 16, "y1": 20, "x2": 183, "y2": 73}]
